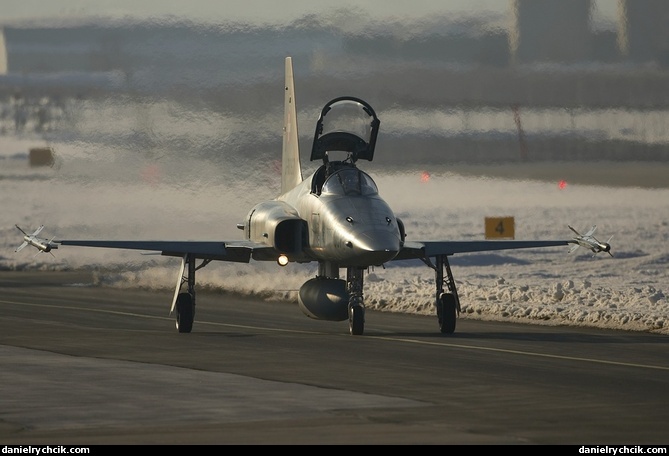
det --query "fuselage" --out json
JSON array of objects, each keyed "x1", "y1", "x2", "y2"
[{"x1": 279, "y1": 165, "x2": 402, "y2": 267}]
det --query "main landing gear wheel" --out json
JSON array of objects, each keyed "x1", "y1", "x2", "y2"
[
  {"x1": 175, "y1": 292, "x2": 195, "y2": 333},
  {"x1": 349, "y1": 304, "x2": 365, "y2": 335},
  {"x1": 437, "y1": 293, "x2": 457, "y2": 334}
]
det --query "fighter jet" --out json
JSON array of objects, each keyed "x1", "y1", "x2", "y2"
[{"x1": 16, "y1": 57, "x2": 608, "y2": 336}]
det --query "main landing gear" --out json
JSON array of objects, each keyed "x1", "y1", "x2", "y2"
[
  {"x1": 432, "y1": 255, "x2": 461, "y2": 334},
  {"x1": 171, "y1": 254, "x2": 211, "y2": 333},
  {"x1": 175, "y1": 292, "x2": 194, "y2": 333},
  {"x1": 169, "y1": 254, "x2": 458, "y2": 336}
]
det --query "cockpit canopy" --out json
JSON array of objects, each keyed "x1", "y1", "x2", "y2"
[
  {"x1": 321, "y1": 167, "x2": 379, "y2": 196},
  {"x1": 310, "y1": 96, "x2": 379, "y2": 163}
]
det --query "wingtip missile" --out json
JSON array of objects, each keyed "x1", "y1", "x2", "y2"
[
  {"x1": 567, "y1": 224, "x2": 613, "y2": 258},
  {"x1": 15, "y1": 225, "x2": 58, "y2": 254}
]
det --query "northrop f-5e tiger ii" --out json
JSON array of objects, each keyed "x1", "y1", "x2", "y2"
[{"x1": 16, "y1": 57, "x2": 610, "y2": 336}]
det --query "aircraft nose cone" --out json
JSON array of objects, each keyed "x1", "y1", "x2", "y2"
[{"x1": 352, "y1": 231, "x2": 401, "y2": 265}]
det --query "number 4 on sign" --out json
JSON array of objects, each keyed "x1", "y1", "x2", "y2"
[{"x1": 485, "y1": 217, "x2": 515, "y2": 239}]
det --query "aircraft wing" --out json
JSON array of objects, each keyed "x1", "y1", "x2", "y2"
[
  {"x1": 57, "y1": 239, "x2": 280, "y2": 263},
  {"x1": 394, "y1": 239, "x2": 570, "y2": 261},
  {"x1": 53, "y1": 237, "x2": 572, "y2": 263}
]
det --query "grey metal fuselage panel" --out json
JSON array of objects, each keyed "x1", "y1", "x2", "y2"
[{"x1": 279, "y1": 169, "x2": 401, "y2": 267}]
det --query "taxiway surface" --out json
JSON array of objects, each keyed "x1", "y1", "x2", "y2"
[{"x1": 1, "y1": 271, "x2": 668, "y2": 444}]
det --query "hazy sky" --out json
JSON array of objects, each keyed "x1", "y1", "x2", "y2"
[{"x1": 1, "y1": 0, "x2": 618, "y2": 28}]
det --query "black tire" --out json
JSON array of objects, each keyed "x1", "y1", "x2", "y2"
[
  {"x1": 349, "y1": 305, "x2": 365, "y2": 335},
  {"x1": 438, "y1": 293, "x2": 457, "y2": 334},
  {"x1": 175, "y1": 292, "x2": 195, "y2": 333}
]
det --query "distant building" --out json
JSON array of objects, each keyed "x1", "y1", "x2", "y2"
[
  {"x1": 0, "y1": 28, "x2": 7, "y2": 74},
  {"x1": 0, "y1": 24, "x2": 334, "y2": 86},
  {"x1": 510, "y1": 0, "x2": 593, "y2": 64},
  {"x1": 617, "y1": 0, "x2": 669, "y2": 65}
]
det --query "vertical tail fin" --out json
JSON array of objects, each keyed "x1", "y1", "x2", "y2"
[{"x1": 281, "y1": 57, "x2": 302, "y2": 194}]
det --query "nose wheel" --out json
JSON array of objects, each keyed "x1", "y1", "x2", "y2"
[
  {"x1": 347, "y1": 267, "x2": 365, "y2": 335},
  {"x1": 349, "y1": 302, "x2": 365, "y2": 335}
]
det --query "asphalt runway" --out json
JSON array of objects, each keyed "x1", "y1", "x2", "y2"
[{"x1": 1, "y1": 270, "x2": 668, "y2": 445}]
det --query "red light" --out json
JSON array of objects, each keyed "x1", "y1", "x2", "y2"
[
  {"x1": 140, "y1": 164, "x2": 162, "y2": 186},
  {"x1": 421, "y1": 171, "x2": 430, "y2": 183},
  {"x1": 558, "y1": 180, "x2": 567, "y2": 189}
]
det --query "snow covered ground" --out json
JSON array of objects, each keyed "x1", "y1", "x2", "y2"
[{"x1": 2, "y1": 135, "x2": 668, "y2": 335}]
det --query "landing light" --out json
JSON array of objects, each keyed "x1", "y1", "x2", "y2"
[{"x1": 277, "y1": 254, "x2": 289, "y2": 266}]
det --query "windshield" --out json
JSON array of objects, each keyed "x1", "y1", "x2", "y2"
[{"x1": 321, "y1": 168, "x2": 378, "y2": 196}]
